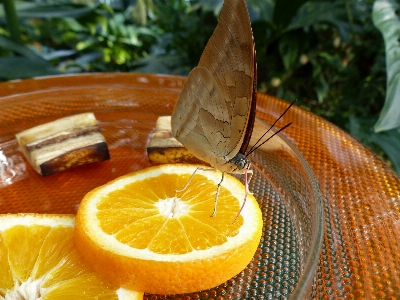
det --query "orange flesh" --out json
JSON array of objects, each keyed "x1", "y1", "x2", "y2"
[
  {"x1": 96, "y1": 173, "x2": 244, "y2": 254},
  {"x1": 0, "y1": 220, "x2": 129, "y2": 299}
]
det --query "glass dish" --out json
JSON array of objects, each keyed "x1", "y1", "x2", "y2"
[{"x1": 0, "y1": 74, "x2": 323, "y2": 299}]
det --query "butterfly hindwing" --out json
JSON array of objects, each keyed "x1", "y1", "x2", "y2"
[{"x1": 171, "y1": 67, "x2": 228, "y2": 162}]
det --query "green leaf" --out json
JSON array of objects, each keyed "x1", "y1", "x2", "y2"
[
  {"x1": 198, "y1": 0, "x2": 274, "y2": 22},
  {"x1": 372, "y1": 0, "x2": 400, "y2": 132},
  {"x1": 124, "y1": 26, "x2": 142, "y2": 46},
  {"x1": 288, "y1": 2, "x2": 349, "y2": 40},
  {"x1": 278, "y1": 35, "x2": 299, "y2": 71},
  {"x1": 0, "y1": 34, "x2": 39, "y2": 59},
  {"x1": 370, "y1": 129, "x2": 400, "y2": 174},
  {"x1": 0, "y1": 2, "x2": 97, "y2": 20},
  {"x1": 132, "y1": 54, "x2": 176, "y2": 74},
  {"x1": 76, "y1": 38, "x2": 97, "y2": 51},
  {"x1": 74, "y1": 52, "x2": 103, "y2": 67},
  {"x1": 198, "y1": 0, "x2": 224, "y2": 15},
  {"x1": 41, "y1": 49, "x2": 77, "y2": 61},
  {"x1": 247, "y1": 0, "x2": 274, "y2": 22},
  {"x1": 314, "y1": 73, "x2": 329, "y2": 104},
  {"x1": 349, "y1": 115, "x2": 400, "y2": 174},
  {"x1": 273, "y1": 0, "x2": 307, "y2": 29},
  {"x1": 0, "y1": 57, "x2": 60, "y2": 79}
]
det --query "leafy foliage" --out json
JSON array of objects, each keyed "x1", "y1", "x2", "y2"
[
  {"x1": 0, "y1": 1, "x2": 159, "y2": 77},
  {"x1": 0, "y1": 0, "x2": 398, "y2": 173},
  {"x1": 133, "y1": 0, "x2": 217, "y2": 74}
]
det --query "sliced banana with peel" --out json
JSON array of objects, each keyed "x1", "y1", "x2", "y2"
[
  {"x1": 16, "y1": 113, "x2": 110, "y2": 176},
  {"x1": 146, "y1": 116, "x2": 208, "y2": 165}
]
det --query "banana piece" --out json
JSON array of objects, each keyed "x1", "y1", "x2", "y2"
[
  {"x1": 147, "y1": 116, "x2": 208, "y2": 165},
  {"x1": 16, "y1": 113, "x2": 110, "y2": 176}
]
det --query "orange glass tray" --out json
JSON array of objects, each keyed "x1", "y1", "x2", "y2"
[{"x1": 1, "y1": 73, "x2": 400, "y2": 299}]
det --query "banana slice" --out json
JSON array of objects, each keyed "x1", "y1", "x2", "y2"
[
  {"x1": 147, "y1": 116, "x2": 207, "y2": 165},
  {"x1": 16, "y1": 113, "x2": 110, "y2": 176}
]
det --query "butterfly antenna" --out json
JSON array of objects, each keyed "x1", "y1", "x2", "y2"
[
  {"x1": 246, "y1": 122, "x2": 292, "y2": 156},
  {"x1": 246, "y1": 99, "x2": 296, "y2": 156}
]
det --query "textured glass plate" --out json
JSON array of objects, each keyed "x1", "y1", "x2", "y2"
[{"x1": 0, "y1": 75, "x2": 323, "y2": 299}]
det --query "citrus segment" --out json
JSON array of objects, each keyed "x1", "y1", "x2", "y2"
[
  {"x1": 3, "y1": 224, "x2": 51, "y2": 282},
  {"x1": 31, "y1": 227, "x2": 75, "y2": 281},
  {"x1": 75, "y1": 164, "x2": 263, "y2": 294},
  {"x1": 40, "y1": 250, "x2": 88, "y2": 288},
  {"x1": 42, "y1": 273, "x2": 122, "y2": 300},
  {"x1": 0, "y1": 214, "x2": 142, "y2": 300},
  {"x1": 0, "y1": 236, "x2": 13, "y2": 293}
]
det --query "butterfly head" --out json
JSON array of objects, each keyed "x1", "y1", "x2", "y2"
[{"x1": 228, "y1": 152, "x2": 251, "y2": 174}]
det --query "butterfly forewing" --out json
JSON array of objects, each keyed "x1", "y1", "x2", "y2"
[{"x1": 198, "y1": 0, "x2": 255, "y2": 158}]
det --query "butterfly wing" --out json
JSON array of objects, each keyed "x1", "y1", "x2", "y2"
[
  {"x1": 171, "y1": 67, "x2": 229, "y2": 165},
  {"x1": 197, "y1": 0, "x2": 255, "y2": 160},
  {"x1": 240, "y1": 51, "x2": 257, "y2": 155},
  {"x1": 171, "y1": 0, "x2": 255, "y2": 170}
]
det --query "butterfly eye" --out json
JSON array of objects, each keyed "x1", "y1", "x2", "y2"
[
  {"x1": 238, "y1": 160, "x2": 246, "y2": 169},
  {"x1": 229, "y1": 153, "x2": 249, "y2": 170}
]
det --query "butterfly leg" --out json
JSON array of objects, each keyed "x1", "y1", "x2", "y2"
[
  {"x1": 175, "y1": 167, "x2": 200, "y2": 193},
  {"x1": 176, "y1": 167, "x2": 217, "y2": 193},
  {"x1": 211, "y1": 171, "x2": 225, "y2": 217},
  {"x1": 232, "y1": 168, "x2": 253, "y2": 223},
  {"x1": 176, "y1": 167, "x2": 224, "y2": 217},
  {"x1": 247, "y1": 169, "x2": 254, "y2": 195}
]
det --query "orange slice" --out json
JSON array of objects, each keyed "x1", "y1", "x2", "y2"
[
  {"x1": 75, "y1": 164, "x2": 263, "y2": 294},
  {"x1": 0, "y1": 214, "x2": 143, "y2": 299}
]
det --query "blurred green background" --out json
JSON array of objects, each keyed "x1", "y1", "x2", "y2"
[{"x1": 1, "y1": 0, "x2": 400, "y2": 174}]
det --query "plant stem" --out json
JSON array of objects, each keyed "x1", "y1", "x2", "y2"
[
  {"x1": 344, "y1": 0, "x2": 355, "y2": 41},
  {"x1": 2, "y1": 0, "x2": 23, "y2": 44}
]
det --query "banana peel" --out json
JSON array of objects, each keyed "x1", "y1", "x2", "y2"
[
  {"x1": 147, "y1": 116, "x2": 208, "y2": 165},
  {"x1": 16, "y1": 113, "x2": 110, "y2": 176}
]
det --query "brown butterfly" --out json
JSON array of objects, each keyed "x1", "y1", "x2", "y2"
[{"x1": 171, "y1": 0, "x2": 293, "y2": 217}]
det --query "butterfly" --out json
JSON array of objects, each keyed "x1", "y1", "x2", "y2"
[{"x1": 171, "y1": 0, "x2": 293, "y2": 218}]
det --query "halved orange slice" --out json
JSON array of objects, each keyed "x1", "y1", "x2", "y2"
[
  {"x1": 0, "y1": 214, "x2": 142, "y2": 299},
  {"x1": 75, "y1": 164, "x2": 263, "y2": 294}
]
